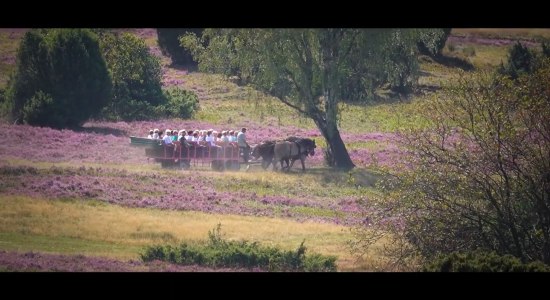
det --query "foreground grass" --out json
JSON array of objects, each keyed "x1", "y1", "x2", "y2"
[{"x1": 0, "y1": 195, "x2": 386, "y2": 271}]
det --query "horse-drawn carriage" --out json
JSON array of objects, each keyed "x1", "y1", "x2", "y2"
[
  {"x1": 129, "y1": 136, "x2": 317, "y2": 172},
  {"x1": 130, "y1": 136, "x2": 250, "y2": 170}
]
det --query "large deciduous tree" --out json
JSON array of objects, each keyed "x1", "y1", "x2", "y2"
[
  {"x1": 181, "y1": 29, "x2": 354, "y2": 169},
  {"x1": 181, "y1": 28, "x2": 446, "y2": 169},
  {"x1": 182, "y1": 29, "x2": 432, "y2": 170}
]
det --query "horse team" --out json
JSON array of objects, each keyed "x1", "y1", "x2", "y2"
[{"x1": 251, "y1": 137, "x2": 316, "y2": 172}]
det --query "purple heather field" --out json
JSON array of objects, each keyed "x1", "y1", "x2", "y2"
[
  {"x1": 0, "y1": 122, "x2": 402, "y2": 169},
  {"x1": 0, "y1": 251, "x2": 255, "y2": 272}
]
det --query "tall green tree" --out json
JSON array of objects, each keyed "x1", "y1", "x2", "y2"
[
  {"x1": 6, "y1": 29, "x2": 112, "y2": 128},
  {"x1": 99, "y1": 32, "x2": 165, "y2": 121},
  {"x1": 182, "y1": 29, "x2": 425, "y2": 169},
  {"x1": 182, "y1": 29, "x2": 354, "y2": 169}
]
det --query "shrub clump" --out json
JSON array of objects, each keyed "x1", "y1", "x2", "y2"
[
  {"x1": 423, "y1": 251, "x2": 550, "y2": 272},
  {"x1": 140, "y1": 224, "x2": 337, "y2": 272}
]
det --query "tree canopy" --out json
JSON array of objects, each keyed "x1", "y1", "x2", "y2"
[
  {"x1": 182, "y1": 28, "x2": 444, "y2": 169},
  {"x1": 98, "y1": 31, "x2": 166, "y2": 121}
]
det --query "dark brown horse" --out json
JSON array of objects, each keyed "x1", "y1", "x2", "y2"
[
  {"x1": 273, "y1": 137, "x2": 316, "y2": 171},
  {"x1": 251, "y1": 140, "x2": 276, "y2": 169}
]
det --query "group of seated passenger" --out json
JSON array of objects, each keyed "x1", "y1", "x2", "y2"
[
  {"x1": 147, "y1": 128, "x2": 239, "y2": 145},
  {"x1": 146, "y1": 128, "x2": 241, "y2": 161}
]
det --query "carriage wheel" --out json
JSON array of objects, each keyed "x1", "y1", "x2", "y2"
[
  {"x1": 225, "y1": 160, "x2": 233, "y2": 170},
  {"x1": 180, "y1": 159, "x2": 191, "y2": 170}
]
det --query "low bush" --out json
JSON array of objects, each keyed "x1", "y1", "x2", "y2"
[
  {"x1": 423, "y1": 251, "x2": 550, "y2": 272},
  {"x1": 140, "y1": 224, "x2": 337, "y2": 272}
]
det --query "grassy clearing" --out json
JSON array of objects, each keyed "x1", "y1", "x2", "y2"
[
  {"x1": 442, "y1": 43, "x2": 510, "y2": 70},
  {"x1": 212, "y1": 169, "x2": 381, "y2": 198},
  {"x1": 179, "y1": 73, "x2": 315, "y2": 130},
  {"x1": 180, "y1": 71, "x2": 432, "y2": 134},
  {"x1": 0, "y1": 195, "x2": 386, "y2": 270}
]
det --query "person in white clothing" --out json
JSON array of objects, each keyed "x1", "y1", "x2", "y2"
[{"x1": 163, "y1": 130, "x2": 173, "y2": 145}]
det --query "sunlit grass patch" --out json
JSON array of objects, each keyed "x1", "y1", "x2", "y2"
[
  {"x1": 290, "y1": 206, "x2": 345, "y2": 218},
  {"x1": 464, "y1": 44, "x2": 509, "y2": 69},
  {"x1": 0, "y1": 195, "x2": 388, "y2": 270}
]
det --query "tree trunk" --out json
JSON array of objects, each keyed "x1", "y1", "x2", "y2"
[
  {"x1": 317, "y1": 29, "x2": 355, "y2": 171},
  {"x1": 315, "y1": 119, "x2": 355, "y2": 170}
]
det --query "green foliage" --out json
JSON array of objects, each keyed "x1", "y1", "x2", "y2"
[
  {"x1": 353, "y1": 61, "x2": 550, "y2": 269},
  {"x1": 417, "y1": 28, "x2": 451, "y2": 57},
  {"x1": 98, "y1": 32, "x2": 166, "y2": 121},
  {"x1": 140, "y1": 224, "x2": 337, "y2": 271},
  {"x1": 22, "y1": 91, "x2": 59, "y2": 126},
  {"x1": 499, "y1": 42, "x2": 534, "y2": 79},
  {"x1": 424, "y1": 251, "x2": 550, "y2": 272},
  {"x1": 157, "y1": 28, "x2": 203, "y2": 66},
  {"x1": 182, "y1": 29, "x2": 427, "y2": 169},
  {"x1": 159, "y1": 87, "x2": 199, "y2": 119},
  {"x1": 383, "y1": 29, "x2": 420, "y2": 93},
  {"x1": 6, "y1": 29, "x2": 112, "y2": 128},
  {"x1": 339, "y1": 30, "x2": 387, "y2": 103}
]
